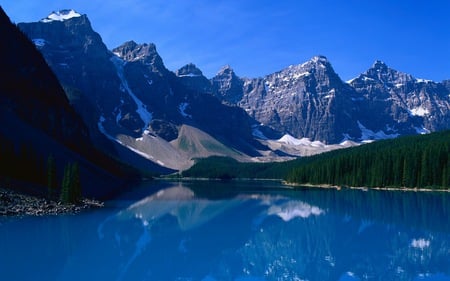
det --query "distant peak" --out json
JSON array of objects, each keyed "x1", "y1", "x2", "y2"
[
  {"x1": 372, "y1": 60, "x2": 388, "y2": 69},
  {"x1": 220, "y1": 64, "x2": 233, "y2": 71},
  {"x1": 176, "y1": 63, "x2": 204, "y2": 77},
  {"x1": 217, "y1": 65, "x2": 235, "y2": 75},
  {"x1": 299, "y1": 55, "x2": 331, "y2": 69},
  {"x1": 311, "y1": 55, "x2": 329, "y2": 63},
  {"x1": 112, "y1": 41, "x2": 157, "y2": 61},
  {"x1": 40, "y1": 9, "x2": 82, "y2": 23},
  {"x1": 122, "y1": 40, "x2": 138, "y2": 48},
  {"x1": 357, "y1": 60, "x2": 417, "y2": 84}
]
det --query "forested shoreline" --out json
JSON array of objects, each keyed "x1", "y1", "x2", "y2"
[{"x1": 182, "y1": 131, "x2": 450, "y2": 189}]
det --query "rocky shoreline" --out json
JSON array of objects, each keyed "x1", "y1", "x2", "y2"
[{"x1": 0, "y1": 188, "x2": 103, "y2": 217}]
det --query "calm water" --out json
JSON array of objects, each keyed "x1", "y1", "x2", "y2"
[{"x1": 0, "y1": 180, "x2": 449, "y2": 281}]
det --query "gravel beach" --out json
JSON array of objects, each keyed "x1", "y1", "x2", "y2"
[{"x1": 0, "y1": 188, "x2": 103, "y2": 217}]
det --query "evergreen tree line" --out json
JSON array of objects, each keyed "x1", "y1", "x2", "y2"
[
  {"x1": 286, "y1": 131, "x2": 450, "y2": 189},
  {"x1": 0, "y1": 136, "x2": 82, "y2": 204},
  {"x1": 183, "y1": 131, "x2": 450, "y2": 189}
]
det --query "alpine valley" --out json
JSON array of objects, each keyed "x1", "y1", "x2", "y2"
[
  {"x1": 2, "y1": 6, "x2": 450, "y2": 281},
  {"x1": 16, "y1": 9, "x2": 450, "y2": 172}
]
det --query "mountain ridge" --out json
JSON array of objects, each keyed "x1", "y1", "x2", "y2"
[{"x1": 16, "y1": 9, "x2": 450, "y2": 171}]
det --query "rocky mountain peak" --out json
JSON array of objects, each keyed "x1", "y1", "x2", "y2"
[
  {"x1": 176, "y1": 63, "x2": 204, "y2": 77},
  {"x1": 211, "y1": 65, "x2": 243, "y2": 104},
  {"x1": 216, "y1": 65, "x2": 236, "y2": 76},
  {"x1": 269, "y1": 55, "x2": 341, "y2": 89},
  {"x1": 371, "y1": 60, "x2": 388, "y2": 70},
  {"x1": 298, "y1": 55, "x2": 332, "y2": 69},
  {"x1": 213, "y1": 65, "x2": 240, "y2": 87},
  {"x1": 40, "y1": 9, "x2": 82, "y2": 23},
  {"x1": 350, "y1": 60, "x2": 415, "y2": 87},
  {"x1": 112, "y1": 41, "x2": 157, "y2": 61},
  {"x1": 112, "y1": 41, "x2": 167, "y2": 73},
  {"x1": 311, "y1": 55, "x2": 329, "y2": 64},
  {"x1": 19, "y1": 10, "x2": 103, "y2": 51}
]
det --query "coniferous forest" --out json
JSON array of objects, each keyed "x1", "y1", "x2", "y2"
[
  {"x1": 183, "y1": 130, "x2": 450, "y2": 189},
  {"x1": 286, "y1": 130, "x2": 450, "y2": 188}
]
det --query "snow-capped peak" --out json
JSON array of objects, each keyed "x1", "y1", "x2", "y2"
[
  {"x1": 298, "y1": 55, "x2": 330, "y2": 71},
  {"x1": 41, "y1": 9, "x2": 82, "y2": 23}
]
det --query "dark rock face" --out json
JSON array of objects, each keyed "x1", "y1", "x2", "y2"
[
  {"x1": 0, "y1": 7, "x2": 88, "y2": 149},
  {"x1": 18, "y1": 14, "x2": 143, "y2": 139},
  {"x1": 111, "y1": 41, "x2": 256, "y2": 148},
  {"x1": 19, "y1": 12, "x2": 261, "y2": 167},
  {"x1": 0, "y1": 7, "x2": 131, "y2": 198},
  {"x1": 176, "y1": 63, "x2": 203, "y2": 77},
  {"x1": 176, "y1": 63, "x2": 212, "y2": 93},
  {"x1": 211, "y1": 65, "x2": 244, "y2": 105}
]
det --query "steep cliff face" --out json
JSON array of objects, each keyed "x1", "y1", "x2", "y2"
[
  {"x1": 349, "y1": 61, "x2": 450, "y2": 135},
  {"x1": 111, "y1": 41, "x2": 257, "y2": 149},
  {"x1": 211, "y1": 65, "x2": 244, "y2": 105},
  {"x1": 176, "y1": 63, "x2": 212, "y2": 93},
  {"x1": 18, "y1": 12, "x2": 144, "y2": 139},
  {"x1": 212, "y1": 56, "x2": 360, "y2": 143},
  {"x1": 211, "y1": 57, "x2": 450, "y2": 143}
]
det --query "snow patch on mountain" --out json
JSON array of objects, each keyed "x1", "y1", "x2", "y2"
[
  {"x1": 358, "y1": 121, "x2": 399, "y2": 142},
  {"x1": 110, "y1": 56, "x2": 152, "y2": 131},
  {"x1": 408, "y1": 106, "x2": 430, "y2": 117},
  {"x1": 32, "y1": 38, "x2": 46, "y2": 47},
  {"x1": 278, "y1": 134, "x2": 326, "y2": 147},
  {"x1": 143, "y1": 74, "x2": 153, "y2": 85},
  {"x1": 414, "y1": 126, "x2": 430, "y2": 134},
  {"x1": 292, "y1": 72, "x2": 311, "y2": 79},
  {"x1": 97, "y1": 116, "x2": 117, "y2": 143},
  {"x1": 178, "y1": 73, "x2": 202, "y2": 78},
  {"x1": 41, "y1": 10, "x2": 81, "y2": 23},
  {"x1": 346, "y1": 77, "x2": 357, "y2": 84},
  {"x1": 416, "y1": 78, "x2": 433, "y2": 83},
  {"x1": 115, "y1": 109, "x2": 122, "y2": 125},
  {"x1": 178, "y1": 102, "x2": 192, "y2": 118}
]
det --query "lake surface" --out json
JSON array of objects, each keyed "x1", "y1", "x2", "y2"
[{"x1": 0, "y1": 180, "x2": 449, "y2": 281}]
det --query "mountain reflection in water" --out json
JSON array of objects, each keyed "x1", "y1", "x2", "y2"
[{"x1": 0, "y1": 181, "x2": 449, "y2": 281}]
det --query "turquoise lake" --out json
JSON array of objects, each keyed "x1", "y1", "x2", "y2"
[{"x1": 0, "y1": 180, "x2": 449, "y2": 281}]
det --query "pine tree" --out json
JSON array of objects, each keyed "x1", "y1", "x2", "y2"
[
  {"x1": 59, "y1": 162, "x2": 82, "y2": 204},
  {"x1": 47, "y1": 155, "x2": 58, "y2": 200},
  {"x1": 70, "y1": 162, "x2": 82, "y2": 204},
  {"x1": 59, "y1": 163, "x2": 71, "y2": 204}
]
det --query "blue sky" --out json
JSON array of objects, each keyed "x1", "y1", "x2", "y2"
[{"x1": 2, "y1": 0, "x2": 449, "y2": 81}]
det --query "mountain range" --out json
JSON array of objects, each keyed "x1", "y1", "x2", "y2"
[{"x1": 15, "y1": 9, "x2": 450, "y2": 172}]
